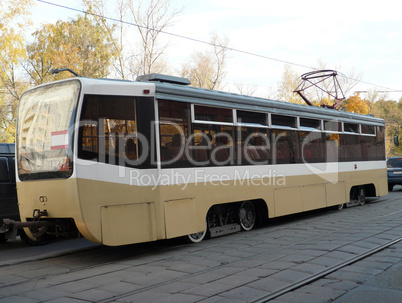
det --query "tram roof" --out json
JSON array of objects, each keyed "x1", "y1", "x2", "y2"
[
  {"x1": 39, "y1": 76, "x2": 384, "y2": 126},
  {"x1": 145, "y1": 77, "x2": 384, "y2": 126}
]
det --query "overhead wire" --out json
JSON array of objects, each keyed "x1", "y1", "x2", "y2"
[{"x1": 36, "y1": 0, "x2": 400, "y2": 94}]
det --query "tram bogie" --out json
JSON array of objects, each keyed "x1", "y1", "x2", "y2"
[
  {"x1": 185, "y1": 200, "x2": 261, "y2": 243},
  {"x1": 347, "y1": 185, "x2": 370, "y2": 207}
]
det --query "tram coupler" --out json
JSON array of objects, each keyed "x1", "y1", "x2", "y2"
[
  {"x1": 2, "y1": 218, "x2": 55, "y2": 240},
  {"x1": 2, "y1": 219, "x2": 53, "y2": 230},
  {"x1": 2, "y1": 209, "x2": 52, "y2": 234}
]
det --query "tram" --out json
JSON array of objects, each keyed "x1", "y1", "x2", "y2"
[{"x1": 8, "y1": 73, "x2": 387, "y2": 245}]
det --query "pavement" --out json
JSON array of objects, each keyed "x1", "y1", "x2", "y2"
[
  {"x1": 0, "y1": 237, "x2": 99, "y2": 267},
  {"x1": 0, "y1": 192, "x2": 401, "y2": 303},
  {"x1": 272, "y1": 236, "x2": 402, "y2": 302}
]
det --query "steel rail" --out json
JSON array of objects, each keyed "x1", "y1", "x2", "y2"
[{"x1": 252, "y1": 236, "x2": 402, "y2": 303}]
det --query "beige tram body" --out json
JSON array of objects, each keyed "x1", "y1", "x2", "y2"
[{"x1": 15, "y1": 75, "x2": 387, "y2": 245}]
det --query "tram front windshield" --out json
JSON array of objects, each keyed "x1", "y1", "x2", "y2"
[{"x1": 17, "y1": 80, "x2": 80, "y2": 180}]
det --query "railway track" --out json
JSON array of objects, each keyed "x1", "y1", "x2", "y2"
[
  {"x1": 0, "y1": 198, "x2": 401, "y2": 302},
  {"x1": 252, "y1": 235, "x2": 402, "y2": 303}
]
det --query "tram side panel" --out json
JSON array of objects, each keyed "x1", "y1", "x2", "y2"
[{"x1": 75, "y1": 165, "x2": 163, "y2": 246}]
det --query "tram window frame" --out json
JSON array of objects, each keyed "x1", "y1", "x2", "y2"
[
  {"x1": 324, "y1": 120, "x2": 342, "y2": 133},
  {"x1": 344, "y1": 122, "x2": 360, "y2": 134},
  {"x1": 361, "y1": 124, "x2": 376, "y2": 136},
  {"x1": 236, "y1": 110, "x2": 268, "y2": 128},
  {"x1": 159, "y1": 100, "x2": 191, "y2": 168},
  {"x1": 78, "y1": 95, "x2": 155, "y2": 169},
  {"x1": 300, "y1": 118, "x2": 322, "y2": 131},
  {"x1": 188, "y1": 104, "x2": 236, "y2": 166},
  {"x1": 271, "y1": 114, "x2": 297, "y2": 129},
  {"x1": 192, "y1": 104, "x2": 234, "y2": 125}
]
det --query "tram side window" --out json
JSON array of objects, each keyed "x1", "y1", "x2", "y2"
[
  {"x1": 78, "y1": 95, "x2": 139, "y2": 166},
  {"x1": 271, "y1": 114, "x2": 297, "y2": 128},
  {"x1": 360, "y1": 135, "x2": 377, "y2": 161},
  {"x1": 325, "y1": 133, "x2": 340, "y2": 162},
  {"x1": 324, "y1": 120, "x2": 342, "y2": 132},
  {"x1": 237, "y1": 111, "x2": 267, "y2": 126},
  {"x1": 361, "y1": 124, "x2": 375, "y2": 135},
  {"x1": 344, "y1": 123, "x2": 360, "y2": 134},
  {"x1": 271, "y1": 129, "x2": 297, "y2": 164},
  {"x1": 360, "y1": 124, "x2": 376, "y2": 161},
  {"x1": 299, "y1": 131, "x2": 325, "y2": 163},
  {"x1": 192, "y1": 105, "x2": 235, "y2": 166},
  {"x1": 238, "y1": 127, "x2": 270, "y2": 165},
  {"x1": 341, "y1": 134, "x2": 362, "y2": 161},
  {"x1": 158, "y1": 100, "x2": 190, "y2": 167},
  {"x1": 300, "y1": 118, "x2": 321, "y2": 130},
  {"x1": 194, "y1": 105, "x2": 232, "y2": 123},
  {"x1": 190, "y1": 123, "x2": 235, "y2": 166}
]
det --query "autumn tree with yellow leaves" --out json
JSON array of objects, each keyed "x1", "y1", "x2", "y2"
[
  {"x1": 0, "y1": 0, "x2": 33, "y2": 142},
  {"x1": 24, "y1": 14, "x2": 118, "y2": 85},
  {"x1": 340, "y1": 92, "x2": 370, "y2": 115}
]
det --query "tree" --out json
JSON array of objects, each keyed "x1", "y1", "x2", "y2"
[
  {"x1": 367, "y1": 98, "x2": 402, "y2": 157},
  {"x1": 365, "y1": 88, "x2": 389, "y2": 103},
  {"x1": 82, "y1": 0, "x2": 128, "y2": 79},
  {"x1": 340, "y1": 92, "x2": 370, "y2": 115},
  {"x1": 127, "y1": 0, "x2": 182, "y2": 77},
  {"x1": 0, "y1": 0, "x2": 33, "y2": 142},
  {"x1": 83, "y1": 0, "x2": 181, "y2": 79},
  {"x1": 181, "y1": 34, "x2": 229, "y2": 90},
  {"x1": 233, "y1": 82, "x2": 258, "y2": 96},
  {"x1": 276, "y1": 65, "x2": 305, "y2": 104},
  {"x1": 24, "y1": 14, "x2": 118, "y2": 85}
]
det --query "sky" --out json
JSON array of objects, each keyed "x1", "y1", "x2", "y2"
[{"x1": 30, "y1": 0, "x2": 402, "y2": 101}]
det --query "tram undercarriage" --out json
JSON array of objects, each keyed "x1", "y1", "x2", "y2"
[{"x1": 186, "y1": 200, "x2": 263, "y2": 243}]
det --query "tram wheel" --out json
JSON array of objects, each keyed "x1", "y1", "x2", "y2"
[
  {"x1": 239, "y1": 201, "x2": 256, "y2": 231},
  {"x1": 184, "y1": 220, "x2": 208, "y2": 244},
  {"x1": 357, "y1": 187, "x2": 366, "y2": 206},
  {"x1": 337, "y1": 203, "x2": 345, "y2": 210}
]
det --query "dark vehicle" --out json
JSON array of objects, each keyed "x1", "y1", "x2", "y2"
[
  {"x1": 0, "y1": 143, "x2": 18, "y2": 242},
  {"x1": 387, "y1": 157, "x2": 402, "y2": 191}
]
